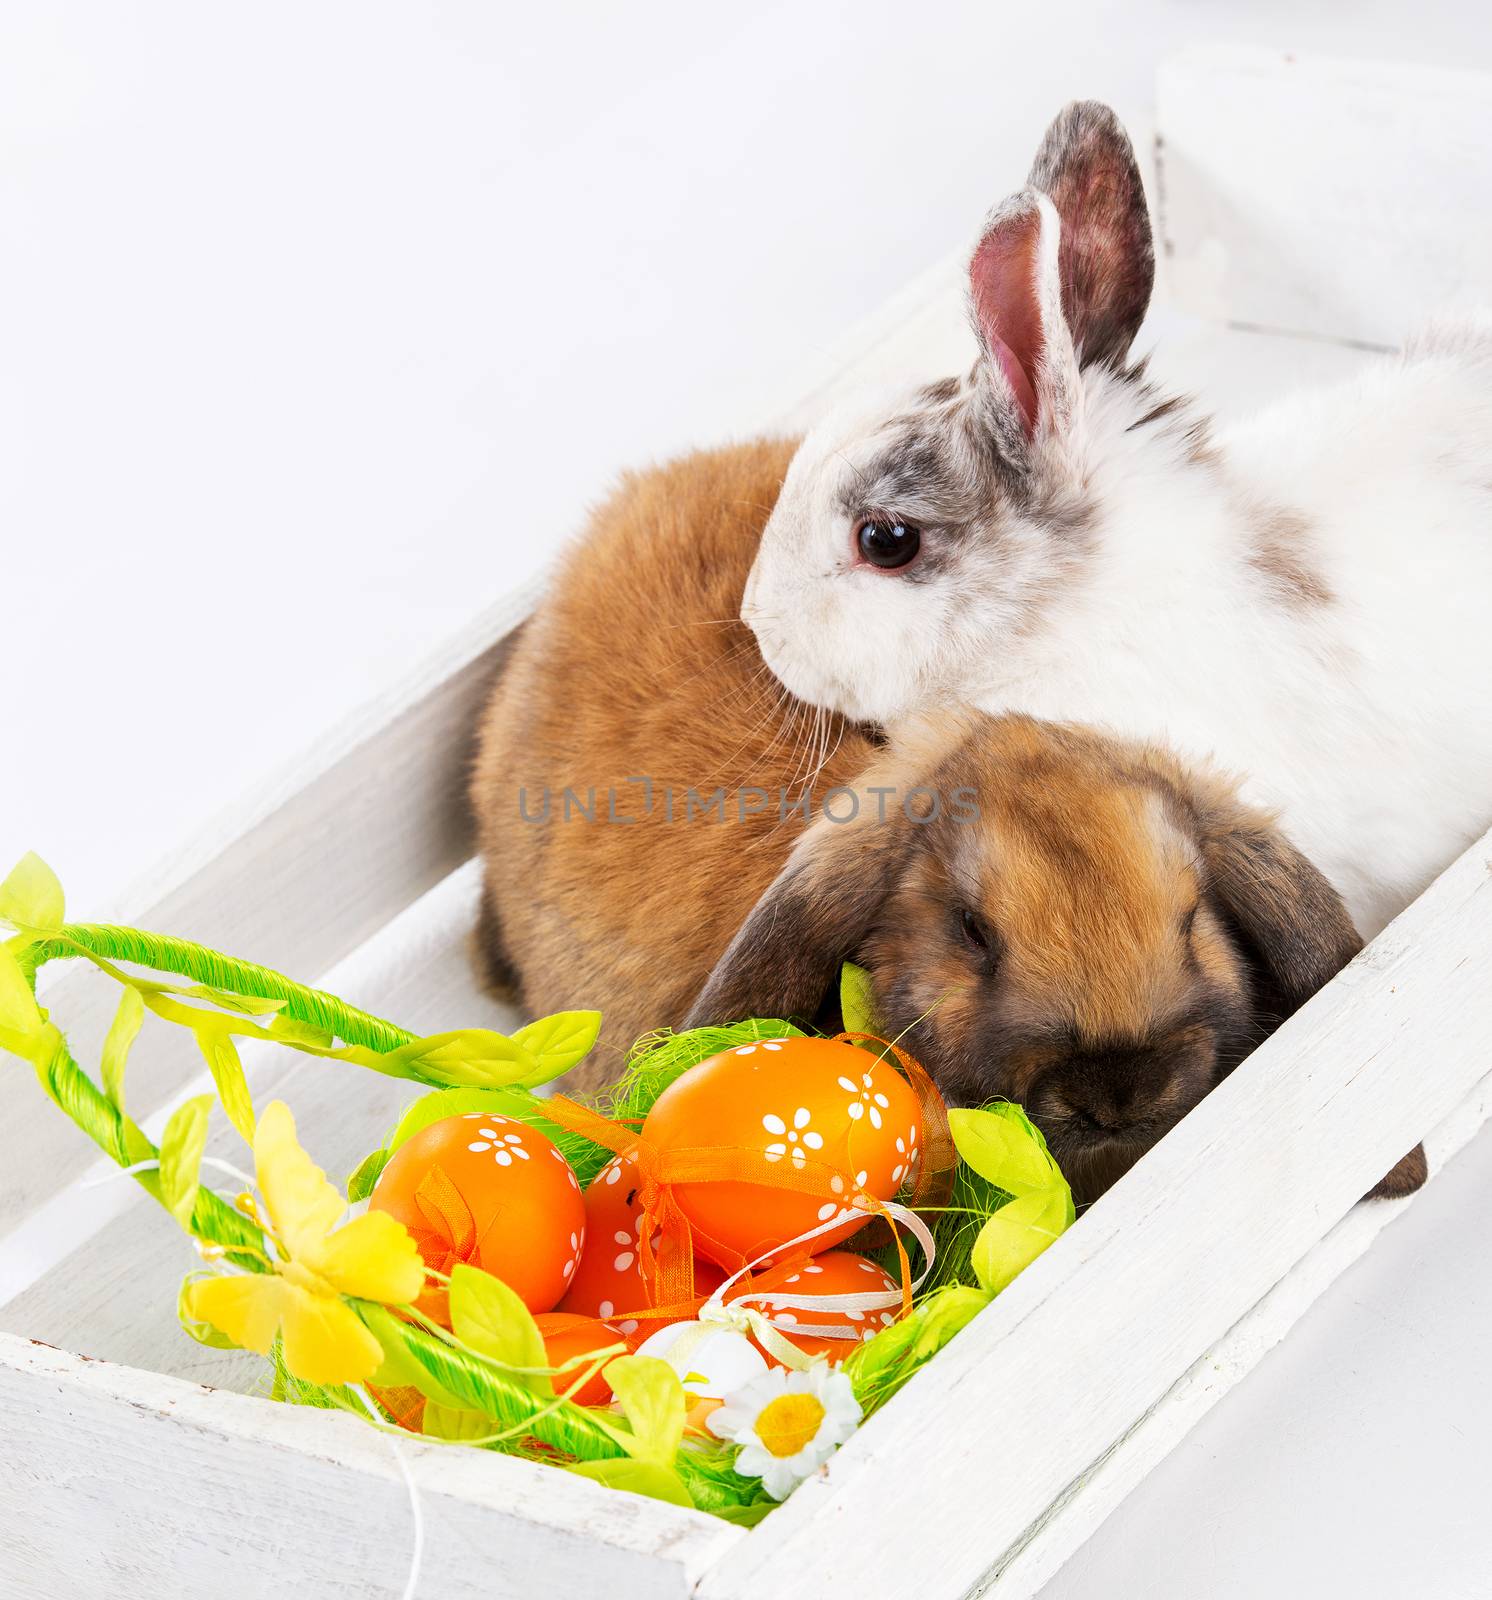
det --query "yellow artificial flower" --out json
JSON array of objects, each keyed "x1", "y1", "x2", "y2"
[{"x1": 184, "y1": 1100, "x2": 425, "y2": 1386}]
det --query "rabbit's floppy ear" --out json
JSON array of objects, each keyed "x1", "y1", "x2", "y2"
[
  {"x1": 686, "y1": 713, "x2": 972, "y2": 1028},
  {"x1": 1195, "y1": 791, "x2": 1425, "y2": 1200},
  {"x1": 684, "y1": 800, "x2": 913, "y2": 1030},
  {"x1": 968, "y1": 101, "x2": 1154, "y2": 448},
  {"x1": 1197, "y1": 800, "x2": 1361, "y2": 1019}
]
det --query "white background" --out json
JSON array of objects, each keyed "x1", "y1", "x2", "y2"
[{"x1": 3, "y1": 5, "x2": 1492, "y2": 1598}]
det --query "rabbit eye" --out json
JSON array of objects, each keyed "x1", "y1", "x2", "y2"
[
  {"x1": 960, "y1": 909, "x2": 991, "y2": 951},
  {"x1": 856, "y1": 518, "x2": 922, "y2": 570}
]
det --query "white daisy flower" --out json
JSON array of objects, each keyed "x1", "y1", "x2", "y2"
[{"x1": 706, "y1": 1362, "x2": 862, "y2": 1500}]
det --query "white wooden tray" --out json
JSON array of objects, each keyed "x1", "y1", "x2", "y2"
[{"x1": 3, "y1": 51, "x2": 1490, "y2": 1600}]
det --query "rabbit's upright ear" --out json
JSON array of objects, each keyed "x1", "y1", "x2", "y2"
[
  {"x1": 684, "y1": 804, "x2": 911, "y2": 1031},
  {"x1": 1199, "y1": 802, "x2": 1362, "y2": 1019},
  {"x1": 969, "y1": 101, "x2": 1154, "y2": 451}
]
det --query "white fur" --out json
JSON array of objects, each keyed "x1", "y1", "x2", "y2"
[{"x1": 745, "y1": 322, "x2": 1492, "y2": 942}]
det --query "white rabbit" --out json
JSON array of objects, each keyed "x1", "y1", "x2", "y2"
[{"x1": 742, "y1": 101, "x2": 1492, "y2": 941}]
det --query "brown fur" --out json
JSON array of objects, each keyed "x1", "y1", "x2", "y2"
[
  {"x1": 1246, "y1": 505, "x2": 1335, "y2": 609},
  {"x1": 470, "y1": 440, "x2": 872, "y2": 1088}
]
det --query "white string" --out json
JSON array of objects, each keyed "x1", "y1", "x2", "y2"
[
  {"x1": 717, "y1": 1201, "x2": 934, "y2": 1298},
  {"x1": 82, "y1": 1154, "x2": 258, "y2": 1190},
  {"x1": 669, "y1": 1203, "x2": 941, "y2": 1363},
  {"x1": 352, "y1": 1386, "x2": 424, "y2": 1600}
]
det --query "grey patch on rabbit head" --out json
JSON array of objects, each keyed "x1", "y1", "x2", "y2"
[
  {"x1": 834, "y1": 385, "x2": 1101, "y2": 587},
  {"x1": 1245, "y1": 504, "x2": 1335, "y2": 610},
  {"x1": 917, "y1": 375, "x2": 963, "y2": 406}
]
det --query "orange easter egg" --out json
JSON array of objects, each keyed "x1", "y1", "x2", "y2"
[
  {"x1": 369, "y1": 1112, "x2": 586, "y2": 1322},
  {"x1": 640, "y1": 1036, "x2": 923, "y2": 1266},
  {"x1": 534, "y1": 1313, "x2": 630, "y2": 1406},
  {"x1": 556, "y1": 1151, "x2": 724, "y2": 1335},
  {"x1": 733, "y1": 1250, "x2": 902, "y2": 1362}
]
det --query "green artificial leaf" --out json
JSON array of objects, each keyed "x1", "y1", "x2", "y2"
[
  {"x1": 569, "y1": 1458, "x2": 695, "y2": 1507},
  {"x1": 447, "y1": 1263, "x2": 550, "y2": 1395},
  {"x1": 709, "y1": 1501, "x2": 776, "y2": 1527},
  {"x1": 181, "y1": 985, "x2": 287, "y2": 1018},
  {"x1": 377, "y1": 1029, "x2": 538, "y2": 1090},
  {"x1": 905, "y1": 1284, "x2": 992, "y2": 1361},
  {"x1": 969, "y1": 1186, "x2": 1073, "y2": 1296},
  {"x1": 841, "y1": 1283, "x2": 990, "y2": 1411},
  {"x1": 948, "y1": 1104, "x2": 1062, "y2": 1197},
  {"x1": 385, "y1": 1085, "x2": 543, "y2": 1154},
  {"x1": 359, "y1": 1305, "x2": 468, "y2": 1411},
  {"x1": 989, "y1": 1100, "x2": 1063, "y2": 1163},
  {"x1": 0, "y1": 852, "x2": 64, "y2": 932},
  {"x1": 196, "y1": 1025, "x2": 256, "y2": 1142},
  {"x1": 268, "y1": 1014, "x2": 336, "y2": 1049},
  {"x1": 158, "y1": 1094, "x2": 212, "y2": 1229},
  {"x1": 511, "y1": 1010, "x2": 602, "y2": 1086},
  {"x1": 423, "y1": 1403, "x2": 494, "y2": 1442},
  {"x1": 177, "y1": 1275, "x2": 240, "y2": 1349},
  {"x1": 0, "y1": 942, "x2": 43, "y2": 1039},
  {"x1": 604, "y1": 1355, "x2": 686, "y2": 1468},
  {"x1": 100, "y1": 986, "x2": 146, "y2": 1110},
  {"x1": 346, "y1": 1145, "x2": 391, "y2": 1203},
  {"x1": 839, "y1": 962, "x2": 882, "y2": 1037}
]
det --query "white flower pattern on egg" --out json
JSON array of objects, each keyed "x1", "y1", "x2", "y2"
[
  {"x1": 465, "y1": 1124, "x2": 530, "y2": 1166},
  {"x1": 761, "y1": 1106, "x2": 824, "y2": 1169},
  {"x1": 838, "y1": 1070, "x2": 891, "y2": 1130}
]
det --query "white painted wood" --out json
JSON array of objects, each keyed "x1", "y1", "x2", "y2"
[
  {"x1": 0, "y1": 1334, "x2": 740, "y2": 1600},
  {"x1": 1157, "y1": 48, "x2": 1492, "y2": 347},
  {"x1": 695, "y1": 823, "x2": 1492, "y2": 1600}
]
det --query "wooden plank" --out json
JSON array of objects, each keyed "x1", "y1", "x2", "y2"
[
  {"x1": 1157, "y1": 47, "x2": 1492, "y2": 347},
  {"x1": 696, "y1": 824, "x2": 1492, "y2": 1600},
  {"x1": 0, "y1": 1333, "x2": 738, "y2": 1600}
]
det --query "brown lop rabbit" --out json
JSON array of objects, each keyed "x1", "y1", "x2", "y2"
[
  {"x1": 683, "y1": 709, "x2": 1425, "y2": 1203},
  {"x1": 471, "y1": 442, "x2": 1423, "y2": 1203}
]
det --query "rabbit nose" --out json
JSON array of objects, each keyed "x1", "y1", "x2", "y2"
[{"x1": 1031, "y1": 1047, "x2": 1175, "y2": 1135}]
